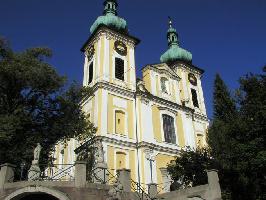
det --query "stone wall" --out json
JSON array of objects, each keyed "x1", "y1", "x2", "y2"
[{"x1": 0, "y1": 163, "x2": 222, "y2": 200}]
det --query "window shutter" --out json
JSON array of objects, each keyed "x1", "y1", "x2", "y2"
[{"x1": 115, "y1": 58, "x2": 124, "y2": 81}]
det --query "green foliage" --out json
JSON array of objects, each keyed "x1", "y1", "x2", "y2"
[
  {"x1": 208, "y1": 71, "x2": 266, "y2": 200},
  {"x1": 213, "y1": 74, "x2": 237, "y2": 122},
  {"x1": 168, "y1": 70, "x2": 265, "y2": 200},
  {"x1": 167, "y1": 148, "x2": 216, "y2": 189},
  {"x1": 0, "y1": 38, "x2": 96, "y2": 176}
]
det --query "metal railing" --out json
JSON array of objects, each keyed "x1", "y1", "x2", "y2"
[
  {"x1": 25, "y1": 163, "x2": 75, "y2": 181},
  {"x1": 131, "y1": 180, "x2": 154, "y2": 200},
  {"x1": 42, "y1": 164, "x2": 75, "y2": 181}
]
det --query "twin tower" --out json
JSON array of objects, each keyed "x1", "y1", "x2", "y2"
[{"x1": 55, "y1": 0, "x2": 209, "y2": 192}]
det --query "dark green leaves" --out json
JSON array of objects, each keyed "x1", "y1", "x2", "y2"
[{"x1": 0, "y1": 38, "x2": 96, "y2": 177}]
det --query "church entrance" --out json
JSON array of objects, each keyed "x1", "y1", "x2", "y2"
[{"x1": 14, "y1": 193, "x2": 59, "y2": 200}]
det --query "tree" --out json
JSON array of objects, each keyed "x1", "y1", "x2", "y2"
[
  {"x1": 207, "y1": 74, "x2": 241, "y2": 199},
  {"x1": 168, "y1": 71, "x2": 266, "y2": 199},
  {"x1": 167, "y1": 148, "x2": 216, "y2": 189},
  {"x1": 208, "y1": 71, "x2": 266, "y2": 200},
  {"x1": 0, "y1": 38, "x2": 96, "y2": 177}
]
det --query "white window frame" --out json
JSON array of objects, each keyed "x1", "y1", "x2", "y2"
[
  {"x1": 113, "y1": 108, "x2": 128, "y2": 138},
  {"x1": 112, "y1": 51, "x2": 127, "y2": 83},
  {"x1": 87, "y1": 56, "x2": 96, "y2": 87},
  {"x1": 114, "y1": 149, "x2": 129, "y2": 170}
]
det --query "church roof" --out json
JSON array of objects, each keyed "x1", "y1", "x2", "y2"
[
  {"x1": 90, "y1": 14, "x2": 127, "y2": 34},
  {"x1": 160, "y1": 18, "x2": 192, "y2": 63},
  {"x1": 160, "y1": 46, "x2": 192, "y2": 64},
  {"x1": 90, "y1": 0, "x2": 127, "y2": 34}
]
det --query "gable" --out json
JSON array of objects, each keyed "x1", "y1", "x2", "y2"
[{"x1": 142, "y1": 63, "x2": 181, "y2": 81}]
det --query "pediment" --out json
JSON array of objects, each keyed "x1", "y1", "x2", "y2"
[{"x1": 144, "y1": 63, "x2": 181, "y2": 81}]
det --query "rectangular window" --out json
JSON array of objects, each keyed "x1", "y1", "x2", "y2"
[
  {"x1": 191, "y1": 88, "x2": 199, "y2": 108},
  {"x1": 115, "y1": 110, "x2": 125, "y2": 135},
  {"x1": 162, "y1": 114, "x2": 176, "y2": 144},
  {"x1": 115, "y1": 57, "x2": 124, "y2": 81},
  {"x1": 88, "y1": 62, "x2": 93, "y2": 84}
]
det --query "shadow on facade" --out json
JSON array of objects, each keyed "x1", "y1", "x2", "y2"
[{"x1": 10, "y1": 193, "x2": 58, "y2": 200}]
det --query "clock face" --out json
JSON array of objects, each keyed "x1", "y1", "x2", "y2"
[
  {"x1": 188, "y1": 73, "x2": 197, "y2": 86},
  {"x1": 114, "y1": 41, "x2": 127, "y2": 56}
]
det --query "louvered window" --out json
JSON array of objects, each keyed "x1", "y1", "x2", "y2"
[
  {"x1": 162, "y1": 114, "x2": 176, "y2": 144},
  {"x1": 88, "y1": 62, "x2": 93, "y2": 84},
  {"x1": 161, "y1": 77, "x2": 168, "y2": 94},
  {"x1": 191, "y1": 89, "x2": 199, "y2": 108},
  {"x1": 115, "y1": 58, "x2": 124, "y2": 81}
]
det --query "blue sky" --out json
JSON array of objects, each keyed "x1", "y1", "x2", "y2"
[{"x1": 1, "y1": 0, "x2": 265, "y2": 118}]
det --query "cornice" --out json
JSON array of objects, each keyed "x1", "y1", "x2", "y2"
[
  {"x1": 83, "y1": 81, "x2": 208, "y2": 122},
  {"x1": 142, "y1": 64, "x2": 181, "y2": 82},
  {"x1": 175, "y1": 63, "x2": 203, "y2": 77},
  {"x1": 137, "y1": 91, "x2": 194, "y2": 114},
  {"x1": 81, "y1": 25, "x2": 140, "y2": 53},
  {"x1": 97, "y1": 135, "x2": 181, "y2": 155},
  {"x1": 193, "y1": 112, "x2": 209, "y2": 122},
  {"x1": 138, "y1": 141, "x2": 181, "y2": 155},
  {"x1": 94, "y1": 81, "x2": 135, "y2": 98}
]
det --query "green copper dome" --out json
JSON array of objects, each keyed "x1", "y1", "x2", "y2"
[
  {"x1": 90, "y1": 0, "x2": 127, "y2": 34},
  {"x1": 160, "y1": 18, "x2": 192, "y2": 63}
]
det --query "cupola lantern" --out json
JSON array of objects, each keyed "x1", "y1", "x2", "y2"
[{"x1": 160, "y1": 17, "x2": 192, "y2": 63}]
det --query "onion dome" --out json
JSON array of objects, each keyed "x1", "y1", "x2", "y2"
[
  {"x1": 160, "y1": 17, "x2": 192, "y2": 63},
  {"x1": 90, "y1": 0, "x2": 127, "y2": 34}
]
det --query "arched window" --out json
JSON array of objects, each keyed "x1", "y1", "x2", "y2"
[
  {"x1": 88, "y1": 62, "x2": 93, "y2": 84},
  {"x1": 116, "y1": 152, "x2": 126, "y2": 169},
  {"x1": 115, "y1": 110, "x2": 125, "y2": 135},
  {"x1": 161, "y1": 77, "x2": 169, "y2": 94},
  {"x1": 115, "y1": 57, "x2": 124, "y2": 81},
  {"x1": 162, "y1": 114, "x2": 176, "y2": 144},
  {"x1": 172, "y1": 36, "x2": 175, "y2": 41}
]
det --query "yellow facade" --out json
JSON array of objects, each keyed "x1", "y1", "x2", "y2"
[
  {"x1": 115, "y1": 110, "x2": 125, "y2": 135},
  {"x1": 54, "y1": 8, "x2": 209, "y2": 193}
]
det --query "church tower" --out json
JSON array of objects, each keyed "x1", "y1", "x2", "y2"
[
  {"x1": 54, "y1": 1, "x2": 209, "y2": 193},
  {"x1": 81, "y1": 0, "x2": 141, "y2": 183}
]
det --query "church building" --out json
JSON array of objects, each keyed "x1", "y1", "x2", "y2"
[{"x1": 54, "y1": 0, "x2": 209, "y2": 192}]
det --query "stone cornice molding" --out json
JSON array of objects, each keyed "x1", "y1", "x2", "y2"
[
  {"x1": 175, "y1": 63, "x2": 202, "y2": 77},
  {"x1": 83, "y1": 27, "x2": 138, "y2": 53},
  {"x1": 137, "y1": 91, "x2": 194, "y2": 115},
  {"x1": 193, "y1": 112, "x2": 209, "y2": 121},
  {"x1": 99, "y1": 135, "x2": 181, "y2": 155},
  {"x1": 142, "y1": 64, "x2": 181, "y2": 81},
  {"x1": 138, "y1": 141, "x2": 181, "y2": 155}
]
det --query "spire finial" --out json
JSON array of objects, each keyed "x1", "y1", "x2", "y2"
[
  {"x1": 104, "y1": 0, "x2": 118, "y2": 15},
  {"x1": 168, "y1": 16, "x2": 172, "y2": 28}
]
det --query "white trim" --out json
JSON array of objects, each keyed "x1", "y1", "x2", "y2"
[
  {"x1": 114, "y1": 148, "x2": 129, "y2": 170},
  {"x1": 113, "y1": 108, "x2": 128, "y2": 137},
  {"x1": 101, "y1": 89, "x2": 108, "y2": 135},
  {"x1": 94, "y1": 90, "x2": 99, "y2": 127},
  {"x1": 96, "y1": 36, "x2": 101, "y2": 82},
  {"x1": 112, "y1": 51, "x2": 128, "y2": 84},
  {"x1": 83, "y1": 55, "x2": 88, "y2": 86},
  {"x1": 181, "y1": 70, "x2": 190, "y2": 106},
  {"x1": 129, "y1": 47, "x2": 136, "y2": 90},
  {"x1": 102, "y1": 34, "x2": 110, "y2": 82},
  {"x1": 87, "y1": 56, "x2": 96, "y2": 87}
]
